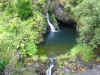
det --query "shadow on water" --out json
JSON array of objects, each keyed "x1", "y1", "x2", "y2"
[{"x1": 38, "y1": 27, "x2": 77, "y2": 57}]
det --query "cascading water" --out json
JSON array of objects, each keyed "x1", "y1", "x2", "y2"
[
  {"x1": 38, "y1": 13, "x2": 77, "y2": 56},
  {"x1": 46, "y1": 13, "x2": 57, "y2": 32},
  {"x1": 46, "y1": 58, "x2": 55, "y2": 75},
  {"x1": 45, "y1": 13, "x2": 56, "y2": 75}
]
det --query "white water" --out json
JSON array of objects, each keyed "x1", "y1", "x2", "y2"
[
  {"x1": 46, "y1": 64, "x2": 54, "y2": 75},
  {"x1": 46, "y1": 58, "x2": 54, "y2": 75},
  {"x1": 46, "y1": 13, "x2": 57, "y2": 32}
]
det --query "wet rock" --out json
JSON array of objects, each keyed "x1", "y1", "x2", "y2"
[
  {"x1": 47, "y1": 0, "x2": 76, "y2": 28},
  {"x1": 35, "y1": 64, "x2": 46, "y2": 75},
  {"x1": 0, "y1": 71, "x2": 4, "y2": 75}
]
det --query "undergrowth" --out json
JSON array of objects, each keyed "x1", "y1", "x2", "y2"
[
  {"x1": 70, "y1": 44, "x2": 95, "y2": 62},
  {"x1": 0, "y1": 0, "x2": 47, "y2": 70}
]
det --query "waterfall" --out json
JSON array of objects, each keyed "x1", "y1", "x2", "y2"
[
  {"x1": 46, "y1": 58, "x2": 55, "y2": 75},
  {"x1": 46, "y1": 13, "x2": 57, "y2": 32}
]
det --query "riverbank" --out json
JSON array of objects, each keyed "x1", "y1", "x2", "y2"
[
  {"x1": 3, "y1": 52, "x2": 100, "y2": 75},
  {"x1": 1, "y1": 49, "x2": 100, "y2": 75}
]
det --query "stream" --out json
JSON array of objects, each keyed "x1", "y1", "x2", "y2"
[
  {"x1": 46, "y1": 58, "x2": 55, "y2": 75},
  {"x1": 38, "y1": 13, "x2": 77, "y2": 75}
]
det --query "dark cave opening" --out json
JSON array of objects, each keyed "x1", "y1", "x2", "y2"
[{"x1": 57, "y1": 19, "x2": 77, "y2": 31}]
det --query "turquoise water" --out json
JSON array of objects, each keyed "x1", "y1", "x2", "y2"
[{"x1": 38, "y1": 28, "x2": 77, "y2": 57}]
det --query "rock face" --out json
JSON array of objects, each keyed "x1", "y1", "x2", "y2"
[{"x1": 47, "y1": 0, "x2": 76, "y2": 27}]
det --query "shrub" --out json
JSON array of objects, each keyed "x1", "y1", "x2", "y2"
[
  {"x1": 70, "y1": 44, "x2": 95, "y2": 62},
  {"x1": 0, "y1": 0, "x2": 47, "y2": 70},
  {"x1": 63, "y1": 0, "x2": 100, "y2": 49},
  {"x1": 16, "y1": 0, "x2": 32, "y2": 19},
  {"x1": 6, "y1": 0, "x2": 16, "y2": 14},
  {"x1": 71, "y1": 0, "x2": 100, "y2": 48},
  {"x1": 0, "y1": 9, "x2": 46, "y2": 69},
  {"x1": 21, "y1": 41, "x2": 37, "y2": 56},
  {"x1": 0, "y1": 38, "x2": 16, "y2": 70}
]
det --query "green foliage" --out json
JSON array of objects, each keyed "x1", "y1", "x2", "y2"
[
  {"x1": 77, "y1": 0, "x2": 100, "y2": 48},
  {"x1": 70, "y1": 44, "x2": 95, "y2": 62},
  {"x1": 0, "y1": 0, "x2": 8, "y2": 11},
  {"x1": 16, "y1": 0, "x2": 32, "y2": 19},
  {"x1": 64, "y1": 0, "x2": 83, "y2": 11},
  {"x1": 0, "y1": 0, "x2": 47, "y2": 69},
  {"x1": 21, "y1": 41, "x2": 37, "y2": 56},
  {"x1": 0, "y1": 58, "x2": 8, "y2": 70},
  {"x1": 38, "y1": 0, "x2": 46, "y2": 4},
  {"x1": 0, "y1": 3, "x2": 4, "y2": 11},
  {"x1": 0, "y1": 38, "x2": 16, "y2": 70},
  {"x1": 70, "y1": 0, "x2": 83, "y2": 6},
  {"x1": 32, "y1": 0, "x2": 46, "y2": 13},
  {"x1": 63, "y1": 0, "x2": 100, "y2": 49},
  {"x1": 91, "y1": 28, "x2": 100, "y2": 47},
  {"x1": 65, "y1": 0, "x2": 100, "y2": 48},
  {"x1": 50, "y1": 14, "x2": 59, "y2": 30},
  {"x1": 6, "y1": 0, "x2": 16, "y2": 14}
]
